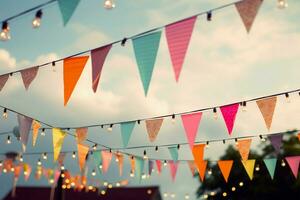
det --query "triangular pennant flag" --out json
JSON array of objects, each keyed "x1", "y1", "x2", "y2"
[
  {"x1": 256, "y1": 97, "x2": 277, "y2": 131},
  {"x1": 14, "y1": 165, "x2": 22, "y2": 179},
  {"x1": 220, "y1": 104, "x2": 239, "y2": 135},
  {"x1": 285, "y1": 156, "x2": 300, "y2": 178},
  {"x1": 23, "y1": 163, "x2": 32, "y2": 181},
  {"x1": 116, "y1": 153, "x2": 124, "y2": 176},
  {"x1": 132, "y1": 31, "x2": 162, "y2": 95},
  {"x1": 236, "y1": 138, "x2": 252, "y2": 161},
  {"x1": 218, "y1": 160, "x2": 233, "y2": 182},
  {"x1": 76, "y1": 128, "x2": 88, "y2": 144},
  {"x1": 57, "y1": 153, "x2": 66, "y2": 166},
  {"x1": 165, "y1": 16, "x2": 197, "y2": 81},
  {"x1": 101, "y1": 151, "x2": 112, "y2": 173},
  {"x1": 63, "y1": 56, "x2": 89, "y2": 106},
  {"x1": 0, "y1": 74, "x2": 9, "y2": 91},
  {"x1": 242, "y1": 159, "x2": 255, "y2": 180},
  {"x1": 168, "y1": 146, "x2": 179, "y2": 162},
  {"x1": 187, "y1": 161, "x2": 196, "y2": 176},
  {"x1": 32, "y1": 120, "x2": 41, "y2": 146},
  {"x1": 169, "y1": 161, "x2": 179, "y2": 182},
  {"x1": 17, "y1": 114, "x2": 33, "y2": 151},
  {"x1": 130, "y1": 157, "x2": 135, "y2": 174},
  {"x1": 235, "y1": 0, "x2": 263, "y2": 33},
  {"x1": 120, "y1": 121, "x2": 136, "y2": 147},
  {"x1": 135, "y1": 157, "x2": 145, "y2": 182},
  {"x1": 269, "y1": 134, "x2": 283, "y2": 154},
  {"x1": 148, "y1": 160, "x2": 154, "y2": 175},
  {"x1": 57, "y1": 0, "x2": 81, "y2": 26},
  {"x1": 52, "y1": 128, "x2": 66, "y2": 162},
  {"x1": 192, "y1": 144, "x2": 206, "y2": 162},
  {"x1": 93, "y1": 151, "x2": 102, "y2": 173},
  {"x1": 197, "y1": 161, "x2": 207, "y2": 182},
  {"x1": 145, "y1": 118, "x2": 163, "y2": 142},
  {"x1": 91, "y1": 45, "x2": 112, "y2": 92},
  {"x1": 20, "y1": 66, "x2": 39, "y2": 90},
  {"x1": 156, "y1": 160, "x2": 162, "y2": 174},
  {"x1": 35, "y1": 166, "x2": 42, "y2": 180},
  {"x1": 264, "y1": 158, "x2": 277, "y2": 179},
  {"x1": 181, "y1": 112, "x2": 202, "y2": 149}
]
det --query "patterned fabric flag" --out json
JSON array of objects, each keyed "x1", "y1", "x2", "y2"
[
  {"x1": 256, "y1": 97, "x2": 277, "y2": 131},
  {"x1": 145, "y1": 118, "x2": 164, "y2": 142},
  {"x1": 57, "y1": 0, "x2": 81, "y2": 26},
  {"x1": 120, "y1": 121, "x2": 136, "y2": 147},
  {"x1": 220, "y1": 104, "x2": 239, "y2": 135},
  {"x1": 93, "y1": 151, "x2": 102, "y2": 174},
  {"x1": 181, "y1": 112, "x2": 202, "y2": 149},
  {"x1": 20, "y1": 66, "x2": 39, "y2": 90},
  {"x1": 197, "y1": 160, "x2": 207, "y2": 182}
]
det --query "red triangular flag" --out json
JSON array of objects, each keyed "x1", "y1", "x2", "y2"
[
  {"x1": 220, "y1": 104, "x2": 239, "y2": 135},
  {"x1": 169, "y1": 161, "x2": 179, "y2": 182},
  {"x1": 63, "y1": 56, "x2": 89, "y2": 106},
  {"x1": 236, "y1": 139, "x2": 252, "y2": 161},
  {"x1": 91, "y1": 45, "x2": 112, "y2": 93},
  {"x1": 285, "y1": 156, "x2": 300, "y2": 178},
  {"x1": 181, "y1": 112, "x2": 202, "y2": 149},
  {"x1": 20, "y1": 66, "x2": 39, "y2": 90},
  {"x1": 165, "y1": 16, "x2": 197, "y2": 81},
  {"x1": 218, "y1": 160, "x2": 233, "y2": 182},
  {"x1": 156, "y1": 160, "x2": 162, "y2": 174},
  {"x1": 0, "y1": 74, "x2": 9, "y2": 91},
  {"x1": 235, "y1": 0, "x2": 263, "y2": 33}
]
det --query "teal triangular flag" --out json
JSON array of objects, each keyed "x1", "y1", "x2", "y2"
[
  {"x1": 264, "y1": 158, "x2": 277, "y2": 179},
  {"x1": 58, "y1": 0, "x2": 81, "y2": 26},
  {"x1": 132, "y1": 31, "x2": 162, "y2": 96},
  {"x1": 135, "y1": 157, "x2": 145, "y2": 182},
  {"x1": 93, "y1": 151, "x2": 102, "y2": 174},
  {"x1": 168, "y1": 146, "x2": 179, "y2": 162},
  {"x1": 120, "y1": 121, "x2": 136, "y2": 147}
]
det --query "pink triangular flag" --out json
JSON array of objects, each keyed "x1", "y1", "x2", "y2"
[
  {"x1": 156, "y1": 160, "x2": 162, "y2": 174},
  {"x1": 169, "y1": 161, "x2": 179, "y2": 182},
  {"x1": 165, "y1": 16, "x2": 197, "y2": 81},
  {"x1": 187, "y1": 161, "x2": 196, "y2": 176},
  {"x1": 91, "y1": 44, "x2": 112, "y2": 93},
  {"x1": 20, "y1": 66, "x2": 39, "y2": 90},
  {"x1": 0, "y1": 74, "x2": 9, "y2": 91},
  {"x1": 181, "y1": 112, "x2": 202, "y2": 149},
  {"x1": 101, "y1": 151, "x2": 112, "y2": 173},
  {"x1": 285, "y1": 156, "x2": 300, "y2": 178},
  {"x1": 220, "y1": 104, "x2": 239, "y2": 135}
]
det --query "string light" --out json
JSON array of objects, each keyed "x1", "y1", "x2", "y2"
[
  {"x1": 42, "y1": 152, "x2": 48, "y2": 160},
  {"x1": 285, "y1": 93, "x2": 290, "y2": 103},
  {"x1": 91, "y1": 169, "x2": 96, "y2": 176},
  {"x1": 99, "y1": 164, "x2": 103, "y2": 169},
  {"x1": 185, "y1": 194, "x2": 190, "y2": 199},
  {"x1": 277, "y1": 0, "x2": 288, "y2": 9},
  {"x1": 177, "y1": 144, "x2": 180, "y2": 150},
  {"x1": 222, "y1": 192, "x2": 227, "y2": 197},
  {"x1": 108, "y1": 184, "x2": 113, "y2": 189},
  {"x1": 61, "y1": 172, "x2": 65, "y2": 178},
  {"x1": 0, "y1": 161, "x2": 2, "y2": 167},
  {"x1": 130, "y1": 170, "x2": 134, "y2": 177},
  {"x1": 155, "y1": 146, "x2": 158, "y2": 152},
  {"x1": 207, "y1": 168, "x2": 212, "y2": 175},
  {"x1": 255, "y1": 164, "x2": 260, "y2": 171},
  {"x1": 171, "y1": 114, "x2": 176, "y2": 124},
  {"x1": 32, "y1": 9, "x2": 43, "y2": 28},
  {"x1": 2, "y1": 108, "x2": 8, "y2": 119},
  {"x1": 213, "y1": 108, "x2": 218, "y2": 120},
  {"x1": 121, "y1": 38, "x2": 127, "y2": 46},
  {"x1": 141, "y1": 173, "x2": 147, "y2": 179},
  {"x1": 207, "y1": 11, "x2": 212, "y2": 21},
  {"x1": 206, "y1": 141, "x2": 210, "y2": 149},
  {"x1": 222, "y1": 139, "x2": 226, "y2": 144},
  {"x1": 19, "y1": 155, "x2": 23, "y2": 162},
  {"x1": 61, "y1": 164, "x2": 65, "y2": 170},
  {"x1": 242, "y1": 101, "x2": 247, "y2": 112},
  {"x1": 72, "y1": 151, "x2": 76, "y2": 159},
  {"x1": 116, "y1": 182, "x2": 121, "y2": 187},
  {"x1": 93, "y1": 144, "x2": 97, "y2": 151},
  {"x1": 37, "y1": 159, "x2": 42, "y2": 166},
  {"x1": 3, "y1": 168, "x2": 7, "y2": 173},
  {"x1": 259, "y1": 135, "x2": 266, "y2": 142},
  {"x1": 143, "y1": 150, "x2": 148, "y2": 160},
  {"x1": 100, "y1": 190, "x2": 106, "y2": 195},
  {"x1": 107, "y1": 124, "x2": 113, "y2": 132},
  {"x1": 10, "y1": 167, "x2": 15, "y2": 172},
  {"x1": 0, "y1": 21, "x2": 10, "y2": 41},
  {"x1": 164, "y1": 160, "x2": 168, "y2": 167},
  {"x1": 41, "y1": 128, "x2": 45, "y2": 136},
  {"x1": 235, "y1": 138, "x2": 239, "y2": 145},
  {"x1": 281, "y1": 159, "x2": 286, "y2": 167},
  {"x1": 231, "y1": 187, "x2": 236, "y2": 192},
  {"x1": 239, "y1": 182, "x2": 244, "y2": 187},
  {"x1": 103, "y1": 181, "x2": 108, "y2": 186},
  {"x1": 104, "y1": 0, "x2": 116, "y2": 9},
  {"x1": 6, "y1": 135, "x2": 11, "y2": 144}
]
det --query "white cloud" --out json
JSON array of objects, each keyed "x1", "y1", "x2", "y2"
[{"x1": 0, "y1": 49, "x2": 16, "y2": 70}]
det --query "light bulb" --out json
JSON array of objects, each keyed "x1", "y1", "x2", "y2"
[
  {"x1": 277, "y1": 0, "x2": 288, "y2": 9},
  {"x1": 91, "y1": 169, "x2": 96, "y2": 177},
  {"x1": 163, "y1": 160, "x2": 167, "y2": 166},
  {"x1": 255, "y1": 164, "x2": 260, "y2": 171},
  {"x1": 93, "y1": 144, "x2": 97, "y2": 151},
  {"x1": 107, "y1": 124, "x2": 113, "y2": 132},
  {"x1": 143, "y1": 150, "x2": 148, "y2": 160},
  {"x1": 116, "y1": 182, "x2": 121, "y2": 187},
  {"x1": 103, "y1": 182, "x2": 108, "y2": 186},
  {"x1": 101, "y1": 190, "x2": 106, "y2": 195},
  {"x1": 0, "y1": 161, "x2": 3, "y2": 167},
  {"x1": 130, "y1": 170, "x2": 134, "y2": 177},
  {"x1": 10, "y1": 167, "x2": 15, "y2": 172},
  {"x1": 32, "y1": 10, "x2": 43, "y2": 28},
  {"x1": 61, "y1": 173, "x2": 65, "y2": 178},
  {"x1": 19, "y1": 155, "x2": 23, "y2": 162},
  {"x1": 171, "y1": 114, "x2": 176, "y2": 124},
  {"x1": 37, "y1": 159, "x2": 42, "y2": 166},
  {"x1": 281, "y1": 159, "x2": 286, "y2": 167},
  {"x1": 222, "y1": 192, "x2": 227, "y2": 197},
  {"x1": 207, "y1": 168, "x2": 212, "y2": 175},
  {"x1": 3, "y1": 168, "x2": 7, "y2": 173},
  {"x1": 2, "y1": 108, "x2": 8, "y2": 119},
  {"x1": 49, "y1": 179, "x2": 54, "y2": 184},
  {"x1": 42, "y1": 153, "x2": 47, "y2": 160},
  {"x1": 239, "y1": 182, "x2": 244, "y2": 187},
  {"x1": 171, "y1": 193, "x2": 176, "y2": 198},
  {"x1": 285, "y1": 93, "x2": 290, "y2": 103},
  {"x1": 242, "y1": 101, "x2": 247, "y2": 112},
  {"x1": 213, "y1": 108, "x2": 218, "y2": 120},
  {"x1": 210, "y1": 192, "x2": 215, "y2": 196},
  {"x1": 206, "y1": 141, "x2": 210, "y2": 149},
  {"x1": 235, "y1": 138, "x2": 239, "y2": 146},
  {"x1": 104, "y1": 0, "x2": 115, "y2": 9},
  {"x1": 6, "y1": 135, "x2": 11, "y2": 144},
  {"x1": 203, "y1": 194, "x2": 208, "y2": 199},
  {"x1": 155, "y1": 146, "x2": 158, "y2": 152},
  {"x1": 61, "y1": 165, "x2": 65, "y2": 170},
  {"x1": 141, "y1": 173, "x2": 147, "y2": 179},
  {"x1": 108, "y1": 184, "x2": 113, "y2": 189},
  {"x1": 41, "y1": 128, "x2": 45, "y2": 136},
  {"x1": 185, "y1": 194, "x2": 190, "y2": 199},
  {"x1": 24, "y1": 171, "x2": 28, "y2": 176},
  {"x1": 0, "y1": 22, "x2": 10, "y2": 41},
  {"x1": 72, "y1": 152, "x2": 76, "y2": 159},
  {"x1": 99, "y1": 164, "x2": 103, "y2": 169},
  {"x1": 231, "y1": 187, "x2": 236, "y2": 192}
]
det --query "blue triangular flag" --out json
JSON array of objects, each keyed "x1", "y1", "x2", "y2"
[
  {"x1": 132, "y1": 31, "x2": 162, "y2": 96},
  {"x1": 58, "y1": 0, "x2": 81, "y2": 26},
  {"x1": 120, "y1": 121, "x2": 136, "y2": 147},
  {"x1": 93, "y1": 151, "x2": 102, "y2": 174},
  {"x1": 264, "y1": 158, "x2": 277, "y2": 179},
  {"x1": 135, "y1": 157, "x2": 145, "y2": 182},
  {"x1": 168, "y1": 146, "x2": 179, "y2": 162}
]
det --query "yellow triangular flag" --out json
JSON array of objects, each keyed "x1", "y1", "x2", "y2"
[
  {"x1": 77, "y1": 143, "x2": 89, "y2": 171},
  {"x1": 52, "y1": 128, "x2": 66, "y2": 162},
  {"x1": 242, "y1": 160, "x2": 256, "y2": 180},
  {"x1": 32, "y1": 120, "x2": 41, "y2": 146},
  {"x1": 256, "y1": 97, "x2": 277, "y2": 131}
]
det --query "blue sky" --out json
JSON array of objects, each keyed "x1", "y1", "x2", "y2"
[{"x1": 0, "y1": 0, "x2": 300, "y2": 199}]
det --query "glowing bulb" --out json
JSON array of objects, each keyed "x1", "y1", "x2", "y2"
[
  {"x1": 24, "y1": 171, "x2": 28, "y2": 176},
  {"x1": 100, "y1": 190, "x2": 106, "y2": 195},
  {"x1": 93, "y1": 144, "x2": 97, "y2": 151},
  {"x1": 72, "y1": 151, "x2": 76, "y2": 159},
  {"x1": 281, "y1": 159, "x2": 286, "y2": 167},
  {"x1": 130, "y1": 170, "x2": 135, "y2": 177},
  {"x1": 277, "y1": 0, "x2": 288, "y2": 9},
  {"x1": 141, "y1": 173, "x2": 147, "y2": 179},
  {"x1": 6, "y1": 135, "x2": 11, "y2": 144},
  {"x1": 103, "y1": 182, "x2": 108, "y2": 186},
  {"x1": 255, "y1": 165, "x2": 260, "y2": 171},
  {"x1": 171, "y1": 193, "x2": 176, "y2": 198},
  {"x1": 171, "y1": 114, "x2": 176, "y2": 124},
  {"x1": 107, "y1": 124, "x2": 113, "y2": 132},
  {"x1": 185, "y1": 194, "x2": 190, "y2": 199},
  {"x1": 0, "y1": 22, "x2": 10, "y2": 41},
  {"x1": 222, "y1": 192, "x2": 227, "y2": 197},
  {"x1": 203, "y1": 194, "x2": 208, "y2": 199},
  {"x1": 155, "y1": 146, "x2": 158, "y2": 152},
  {"x1": 0, "y1": 161, "x2": 2, "y2": 167},
  {"x1": 49, "y1": 179, "x2": 54, "y2": 184},
  {"x1": 235, "y1": 138, "x2": 239, "y2": 146},
  {"x1": 32, "y1": 10, "x2": 43, "y2": 28},
  {"x1": 61, "y1": 173, "x2": 65, "y2": 178},
  {"x1": 10, "y1": 167, "x2": 15, "y2": 172},
  {"x1": 108, "y1": 184, "x2": 113, "y2": 189},
  {"x1": 206, "y1": 141, "x2": 210, "y2": 149},
  {"x1": 239, "y1": 182, "x2": 244, "y2": 187},
  {"x1": 2, "y1": 108, "x2": 8, "y2": 119},
  {"x1": 3, "y1": 168, "x2": 7, "y2": 173},
  {"x1": 37, "y1": 159, "x2": 42, "y2": 166},
  {"x1": 41, "y1": 128, "x2": 45, "y2": 136},
  {"x1": 210, "y1": 192, "x2": 215, "y2": 196},
  {"x1": 61, "y1": 165, "x2": 65, "y2": 170},
  {"x1": 208, "y1": 168, "x2": 212, "y2": 175},
  {"x1": 19, "y1": 155, "x2": 23, "y2": 162},
  {"x1": 91, "y1": 169, "x2": 96, "y2": 177},
  {"x1": 104, "y1": 0, "x2": 115, "y2": 9},
  {"x1": 99, "y1": 164, "x2": 103, "y2": 169},
  {"x1": 231, "y1": 187, "x2": 236, "y2": 192},
  {"x1": 163, "y1": 160, "x2": 167, "y2": 167},
  {"x1": 143, "y1": 150, "x2": 148, "y2": 160},
  {"x1": 116, "y1": 182, "x2": 121, "y2": 187},
  {"x1": 42, "y1": 153, "x2": 47, "y2": 160},
  {"x1": 259, "y1": 135, "x2": 266, "y2": 142},
  {"x1": 163, "y1": 193, "x2": 168, "y2": 198},
  {"x1": 213, "y1": 108, "x2": 218, "y2": 120}
]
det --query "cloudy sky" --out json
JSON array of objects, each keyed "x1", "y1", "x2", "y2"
[{"x1": 0, "y1": 0, "x2": 300, "y2": 199}]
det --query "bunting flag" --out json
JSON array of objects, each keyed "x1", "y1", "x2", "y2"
[
  {"x1": 35, "y1": 166, "x2": 42, "y2": 180},
  {"x1": 169, "y1": 161, "x2": 179, "y2": 182},
  {"x1": 235, "y1": 0, "x2": 263, "y2": 33},
  {"x1": 32, "y1": 120, "x2": 41, "y2": 146},
  {"x1": 165, "y1": 16, "x2": 197, "y2": 81},
  {"x1": 14, "y1": 165, "x2": 22, "y2": 179},
  {"x1": 75, "y1": 128, "x2": 88, "y2": 144},
  {"x1": 156, "y1": 160, "x2": 162, "y2": 174},
  {"x1": 63, "y1": 56, "x2": 89, "y2": 106},
  {"x1": 91, "y1": 45, "x2": 112, "y2": 92},
  {"x1": 93, "y1": 151, "x2": 102, "y2": 173},
  {"x1": 0, "y1": 74, "x2": 9, "y2": 91},
  {"x1": 168, "y1": 146, "x2": 179, "y2": 162},
  {"x1": 23, "y1": 163, "x2": 32, "y2": 181},
  {"x1": 20, "y1": 66, "x2": 39, "y2": 90},
  {"x1": 269, "y1": 134, "x2": 283, "y2": 155},
  {"x1": 52, "y1": 128, "x2": 66, "y2": 162},
  {"x1": 218, "y1": 160, "x2": 234, "y2": 183},
  {"x1": 263, "y1": 158, "x2": 277, "y2": 179},
  {"x1": 220, "y1": 104, "x2": 239, "y2": 135},
  {"x1": 181, "y1": 112, "x2": 202, "y2": 149},
  {"x1": 192, "y1": 144, "x2": 206, "y2": 163},
  {"x1": 285, "y1": 156, "x2": 300, "y2": 178},
  {"x1": 145, "y1": 118, "x2": 164, "y2": 142},
  {"x1": 57, "y1": 0, "x2": 81, "y2": 26},
  {"x1": 135, "y1": 157, "x2": 145, "y2": 182},
  {"x1": 58, "y1": 153, "x2": 66, "y2": 166},
  {"x1": 132, "y1": 31, "x2": 162, "y2": 95},
  {"x1": 236, "y1": 138, "x2": 252, "y2": 161},
  {"x1": 242, "y1": 159, "x2": 255, "y2": 180},
  {"x1": 116, "y1": 154, "x2": 124, "y2": 176},
  {"x1": 17, "y1": 114, "x2": 33, "y2": 151},
  {"x1": 120, "y1": 121, "x2": 136, "y2": 147},
  {"x1": 130, "y1": 157, "x2": 136, "y2": 173},
  {"x1": 187, "y1": 161, "x2": 197, "y2": 176},
  {"x1": 256, "y1": 97, "x2": 277, "y2": 131},
  {"x1": 101, "y1": 151, "x2": 112, "y2": 173},
  {"x1": 197, "y1": 161, "x2": 208, "y2": 182},
  {"x1": 148, "y1": 160, "x2": 154, "y2": 175}
]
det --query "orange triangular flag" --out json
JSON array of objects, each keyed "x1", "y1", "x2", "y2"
[
  {"x1": 297, "y1": 133, "x2": 300, "y2": 142},
  {"x1": 115, "y1": 153, "x2": 124, "y2": 176},
  {"x1": 218, "y1": 160, "x2": 234, "y2": 182},
  {"x1": 197, "y1": 161, "x2": 207, "y2": 182},
  {"x1": 242, "y1": 159, "x2": 256, "y2": 180},
  {"x1": 192, "y1": 144, "x2": 206, "y2": 181},
  {"x1": 32, "y1": 120, "x2": 41, "y2": 146},
  {"x1": 130, "y1": 156, "x2": 135, "y2": 173},
  {"x1": 235, "y1": 0, "x2": 263, "y2": 33},
  {"x1": 77, "y1": 143, "x2": 89, "y2": 171},
  {"x1": 145, "y1": 118, "x2": 164, "y2": 142},
  {"x1": 63, "y1": 56, "x2": 89, "y2": 106},
  {"x1": 256, "y1": 97, "x2": 277, "y2": 131},
  {"x1": 76, "y1": 128, "x2": 88, "y2": 144},
  {"x1": 237, "y1": 138, "x2": 252, "y2": 161}
]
